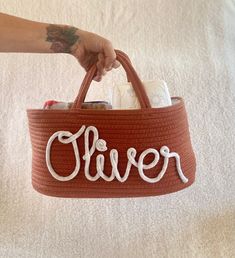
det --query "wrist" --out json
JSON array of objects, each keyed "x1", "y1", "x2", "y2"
[{"x1": 45, "y1": 24, "x2": 82, "y2": 54}]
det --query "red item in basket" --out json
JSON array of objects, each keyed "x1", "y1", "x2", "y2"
[{"x1": 43, "y1": 100, "x2": 59, "y2": 109}]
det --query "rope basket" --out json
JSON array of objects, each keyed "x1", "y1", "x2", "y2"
[{"x1": 26, "y1": 49, "x2": 196, "y2": 198}]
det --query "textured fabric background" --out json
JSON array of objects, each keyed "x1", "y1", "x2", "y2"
[{"x1": 0, "y1": 0, "x2": 234, "y2": 257}]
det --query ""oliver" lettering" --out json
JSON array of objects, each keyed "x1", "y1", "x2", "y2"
[{"x1": 45, "y1": 125, "x2": 189, "y2": 184}]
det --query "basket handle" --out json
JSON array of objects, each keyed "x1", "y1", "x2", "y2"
[{"x1": 71, "y1": 49, "x2": 152, "y2": 109}]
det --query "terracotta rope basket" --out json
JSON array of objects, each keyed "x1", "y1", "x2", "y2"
[{"x1": 26, "y1": 49, "x2": 196, "y2": 198}]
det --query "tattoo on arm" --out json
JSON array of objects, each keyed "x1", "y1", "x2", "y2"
[{"x1": 46, "y1": 25, "x2": 80, "y2": 53}]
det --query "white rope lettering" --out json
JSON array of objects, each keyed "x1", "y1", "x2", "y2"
[{"x1": 45, "y1": 125, "x2": 189, "y2": 184}]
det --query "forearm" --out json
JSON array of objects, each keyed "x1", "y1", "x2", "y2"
[{"x1": 0, "y1": 12, "x2": 81, "y2": 54}]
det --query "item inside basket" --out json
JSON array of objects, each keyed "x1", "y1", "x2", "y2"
[
  {"x1": 43, "y1": 100, "x2": 112, "y2": 110},
  {"x1": 43, "y1": 79, "x2": 172, "y2": 110}
]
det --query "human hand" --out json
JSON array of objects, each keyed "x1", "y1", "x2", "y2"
[
  {"x1": 70, "y1": 29, "x2": 121, "y2": 82},
  {"x1": 46, "y1": 25, "x2": 120, "y2": 81}
]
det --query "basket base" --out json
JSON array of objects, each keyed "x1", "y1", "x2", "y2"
[{"x1": 31, "y1": 178, "x2": 195, "y2": 199}]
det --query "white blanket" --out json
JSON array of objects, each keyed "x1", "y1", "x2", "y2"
[
  {"x1": 112, "y1": 79, "x2": 172, "y2": 109},
  {"x1": 0, "y1": 0, "x2": 234, "y2": 257}
]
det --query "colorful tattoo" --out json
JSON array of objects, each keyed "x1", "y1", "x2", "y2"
[{"x1": 46, "y1": 25, "x2": 80, "y2": 53}]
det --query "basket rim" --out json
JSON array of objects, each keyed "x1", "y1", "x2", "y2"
[{"x1": 26, "y1": 96, "x2": 184, "y2": 113}]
